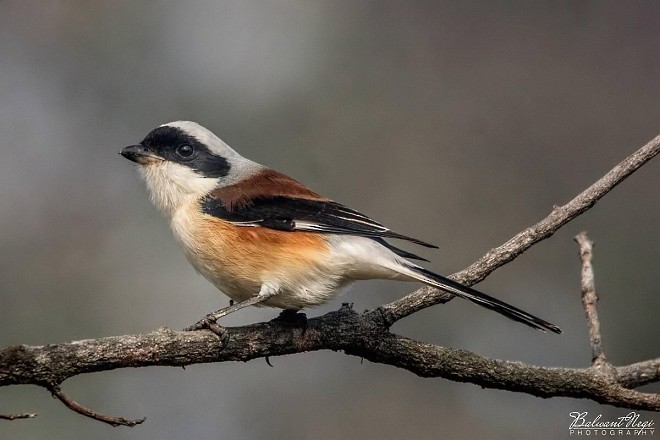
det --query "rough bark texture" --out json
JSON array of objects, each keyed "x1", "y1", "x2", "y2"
[{"x1": 1, "y1": 310, "x2": 659, "y2": 413}]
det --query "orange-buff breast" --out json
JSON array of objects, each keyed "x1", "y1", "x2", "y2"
[{"x1": 175, "y1": 209, "x2": 332, "y2": 303}]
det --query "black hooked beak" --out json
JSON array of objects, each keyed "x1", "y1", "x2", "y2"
[{"x1": 120, "y1": 144, "x2": 162, "y2": 164}]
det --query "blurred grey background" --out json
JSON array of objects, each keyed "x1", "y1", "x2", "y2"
[{"x1": 1, "y1": 1, "x2": 659, "y2": 439}]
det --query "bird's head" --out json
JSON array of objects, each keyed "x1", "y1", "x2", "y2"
[{"x1": 121, "y1": 121, "x2": 262, "y2": 215}]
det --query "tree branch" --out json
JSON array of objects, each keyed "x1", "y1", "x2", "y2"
[
  {"x1": 1, "y1": 309, "x2": 659, "y2": 413},
  {"x1": 0, "y1": 412, "x2": 37, "y2": 421},
  {"x1": 617, "y1": 358, "x2": 660, "y2": 389},
  {"x1": 48, "y1": 384, "x2": 145, "y2": 427},
  {"x1": 575, "y1": 231, "x2": 606, "y2": 366},
  {"x1": 362, "y1": 335, "x2": 660, "y2": 411},
  {"x1": 379, "y1": 134, "x2": 660, "y2": 323},
  {"x1": 2, "y1": 134, "x2": 659, "y2": 424}
]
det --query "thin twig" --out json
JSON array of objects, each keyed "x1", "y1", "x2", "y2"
[
  {"x1": 0, "y1": 412, "x2": 37, "y2": 421},
  {"x1": 47, "y1": 384, "x2": 145, "y2": 427},
  {"x1": 575, "y1": 231, "x2": 607, "y2": 366},
  {"x1": 380, "y1": 134, "x2": 660, "y2": 323}
]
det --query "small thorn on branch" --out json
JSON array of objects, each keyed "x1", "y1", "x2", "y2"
[
  {"x1": 0, "y1": 412, "x2": 38, "y2": 421},
  {"x1": 47, "y1": 384, "x2": 145, "y2": 427},
  {"x1": 574, "y1": 231, "x2": 607, "y2": 367}
]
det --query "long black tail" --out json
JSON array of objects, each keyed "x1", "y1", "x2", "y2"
[{"x1": 408, "y1": 265, "x2": 562, "y2": 334}]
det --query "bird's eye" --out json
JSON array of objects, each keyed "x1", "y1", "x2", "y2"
[{"x1": 175, "y1": 144, "x2": 195, "y2": 159}]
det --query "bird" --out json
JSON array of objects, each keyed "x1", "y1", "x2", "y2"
[{"x1": 120, "y1": 121, "x2": 561, "y2": 334}]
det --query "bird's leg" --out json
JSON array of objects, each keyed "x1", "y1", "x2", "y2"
[{"x1": 184, "y1": 284, "x2": 278, "y2": 336}]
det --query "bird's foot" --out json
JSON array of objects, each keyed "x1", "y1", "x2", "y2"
[
  {"x1": 338, "y1": 302, "x2": 354, "y2": 313},
  {"x1": 184, "y1": 314, "x2": 226, "y2": 338},
  {"x1": 271, "y1": 309, "x2": 308, "y2": 333},
  {"x1": 184, "y1": 293, "x2": 275, "y2": 338}
]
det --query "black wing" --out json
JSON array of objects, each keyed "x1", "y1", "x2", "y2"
[{"x1": 201, "y1": 195, "x2": 438, "y2": 249}]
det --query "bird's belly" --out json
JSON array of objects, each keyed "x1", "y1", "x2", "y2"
[{"x1": 171, "y1": 208, "x2": 344, "y2": 309}]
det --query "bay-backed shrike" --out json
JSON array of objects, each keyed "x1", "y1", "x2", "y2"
[{"x1": 121, "y1": 121, "x2": 561, "y2": 334}]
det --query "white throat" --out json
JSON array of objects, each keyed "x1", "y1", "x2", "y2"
[{"x1": 139, "y1": 161, "x2": 218, "y2": 217}]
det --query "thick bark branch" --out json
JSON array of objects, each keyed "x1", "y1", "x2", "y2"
[
  {"x1": 2, "y1": 134, "x2": 660, "y2": 424},
  {"x1": 617, "y1": 359, "x2": 660, "y2": 389},
  {"x1": 1, "y1": 309, "x2": 659, "y2": 412},
  {"x1": 363, "y1": 336, "x2": 660, "y2": 411}
]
